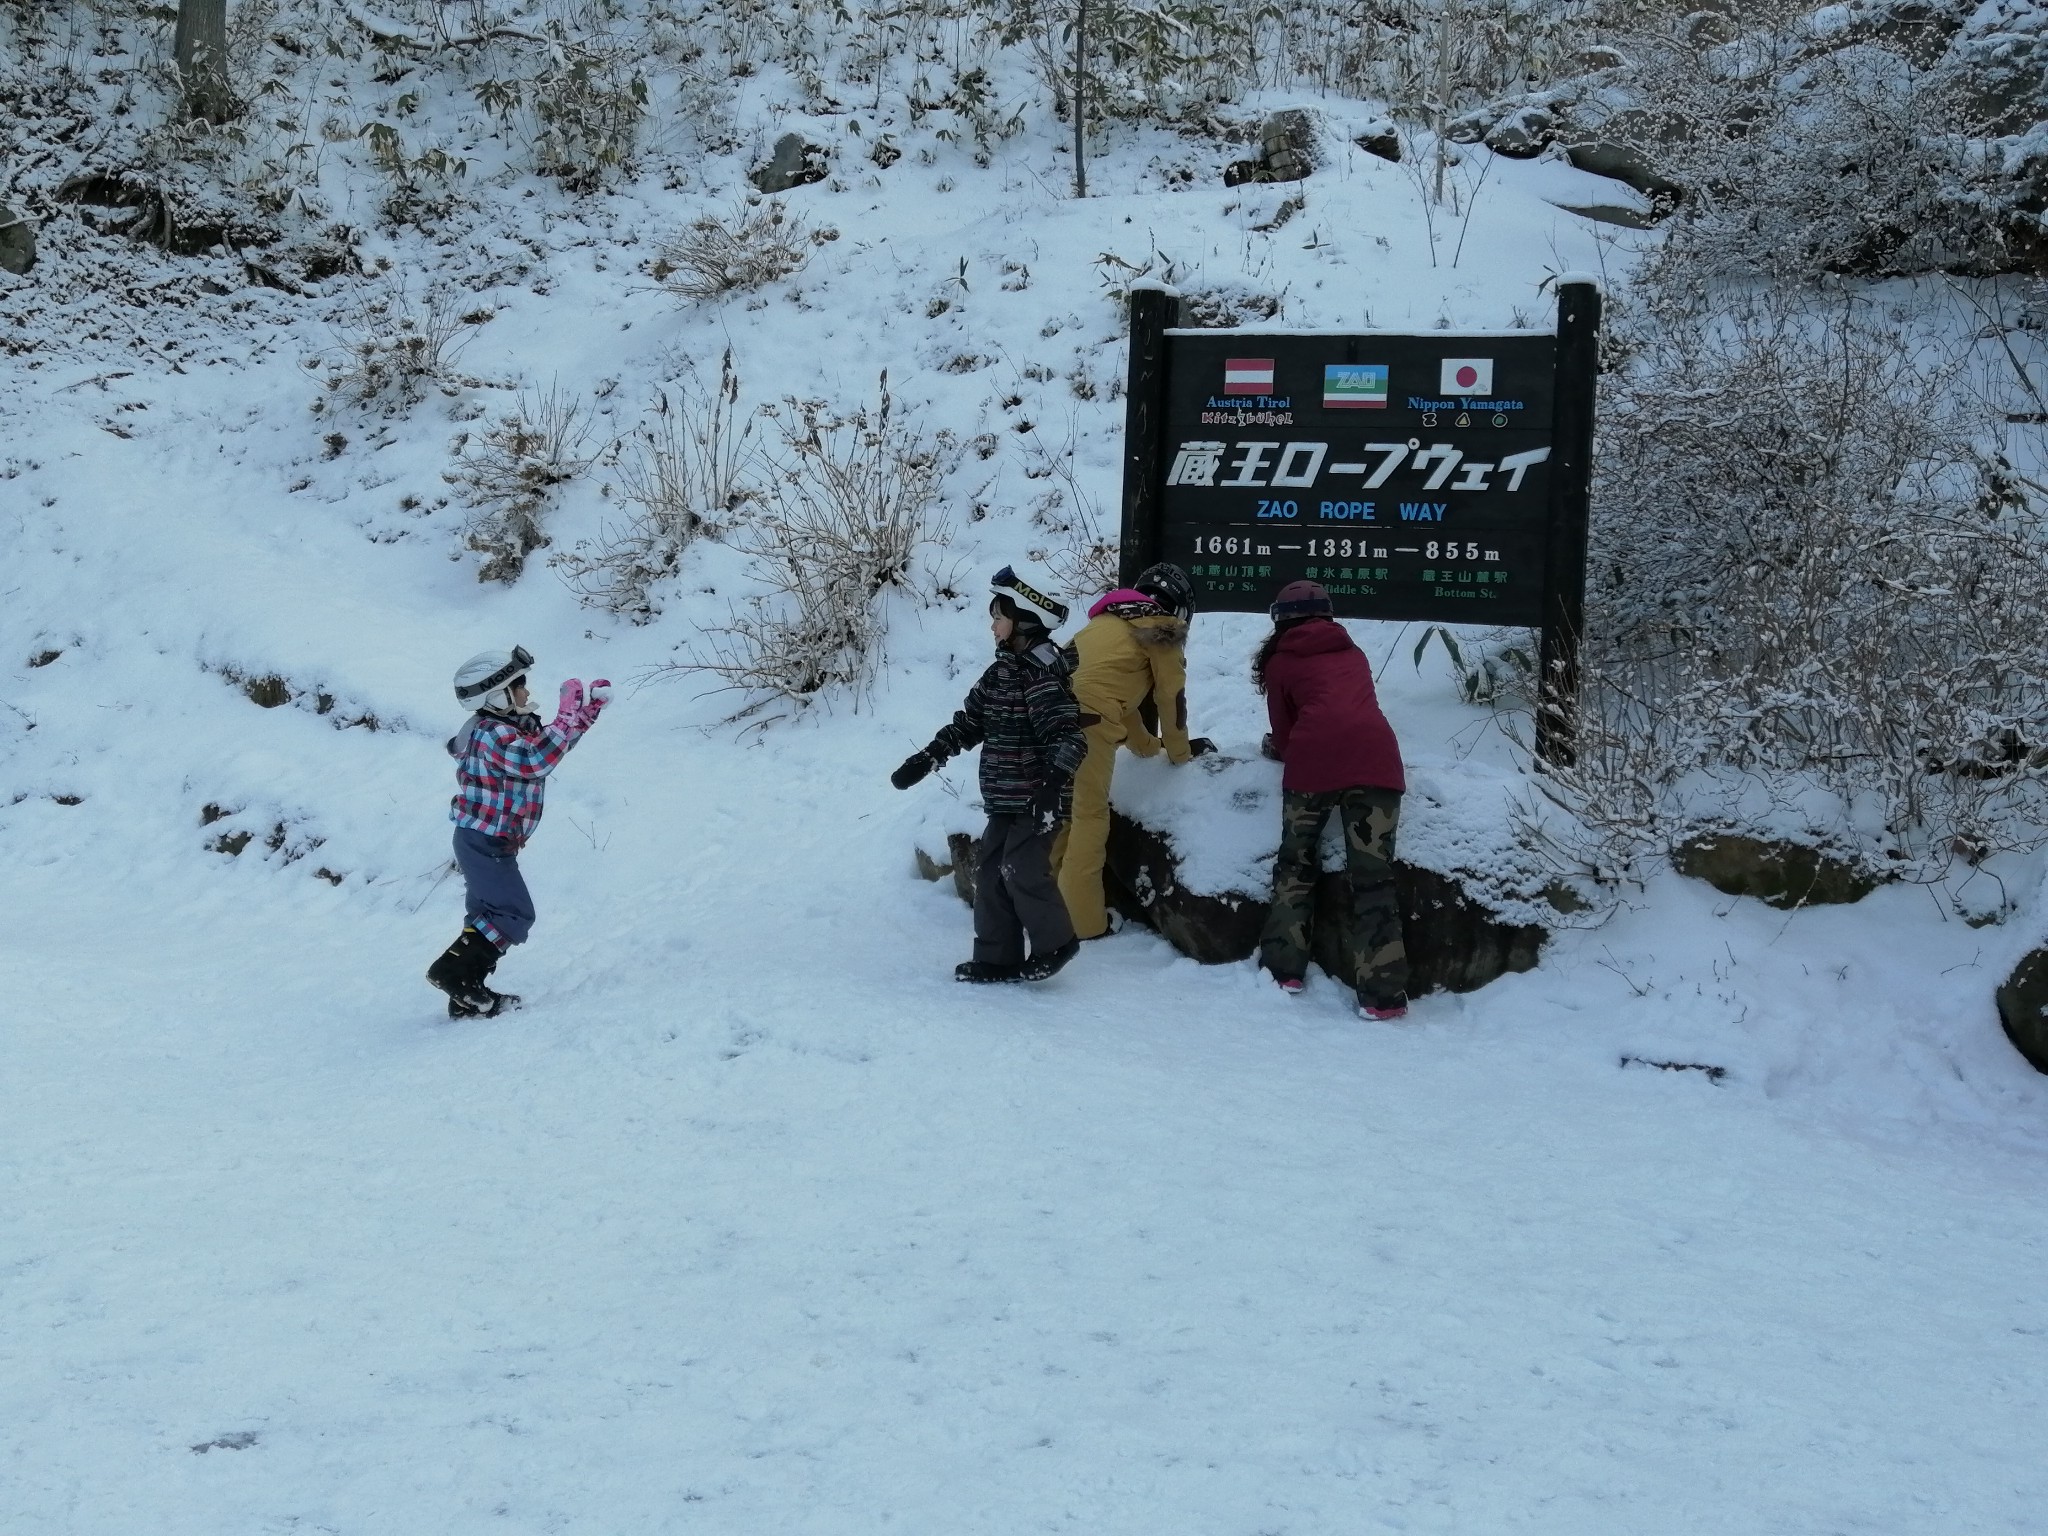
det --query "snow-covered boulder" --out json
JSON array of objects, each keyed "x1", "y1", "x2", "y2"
[
  {"x1": 1102, "y1": 804, "x2": 1547, "y2": 994},
  {"x1": 1671, "y1": 833, "x2": 1885, "y2": 909},
  {"x1": 1104, "y1": 753, "x2": 1547, "y2": 993},
  {"x1": 750, "y1": 132, "x2": 828, "y2": 193},
  {"x1": 1223, "y1": 109, "x2": 1319, "y2": 186},
  {"x1": 1995, "y1": 945, "x2": 2048, "y2": 1073},
  {"x1": 923, "y1": 754, "x2": 1552, "y2": 995},
  {"x1": 1485, "y1": 104, "x2": 1557, "y2": 158}
]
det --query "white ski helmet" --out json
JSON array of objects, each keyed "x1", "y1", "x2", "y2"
[
  {"x1": 453, "y1": 645, "x2": 534, "y2": 714},
  {"x1": 990, "y1": 563, "x2": 1070, "y2": 634}
]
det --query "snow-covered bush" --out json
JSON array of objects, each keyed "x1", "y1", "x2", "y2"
[
  {"x1": 311, "y1": 284, "x2": 477, "y2": 413},
  {"x1": 449, "y1": 384, "x2": 603, "y2": 584},
  {"x1": 666, "y1": 377, "x2": 953, "y2": 722},
  {"x1": 653, "y1": 199, "x2": 815, "y2": 301},
  {"x1": 1596, "y1": 10, "x2": 2000, "y2": 279},
  {"x1": 1544, "y1": 272, "x2": 2048, "y2": 877},
  {"x1": 558, "y1": 352, "x2": 762, "y2": 619}
]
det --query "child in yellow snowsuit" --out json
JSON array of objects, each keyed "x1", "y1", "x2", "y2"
[{"x1": 1053, "y1": 563, "x2": 1213, "y2": 939}]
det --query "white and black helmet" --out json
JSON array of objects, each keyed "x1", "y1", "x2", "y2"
[
  {"x1": 990, "y1": 563, "x2": 1070, "y2": 634},
  {"x1": 453, "y1": 645, "x2": 534, "y2": 714},
  {"x1": 1134, "y1": 561, "x2": 1195, "y2": 623}
]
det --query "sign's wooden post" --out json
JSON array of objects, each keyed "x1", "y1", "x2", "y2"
[
  {"x1": 1536, "y1": 279, "x2": 1601, "y2": 769},
  {"x1": 1118, "y1": 283, "x2": 1179, "y2": 587}
]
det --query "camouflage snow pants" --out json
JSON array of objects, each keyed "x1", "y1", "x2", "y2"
[{"x1": 1258, "y1": 786, "x2": 1410, "y2": 1011}]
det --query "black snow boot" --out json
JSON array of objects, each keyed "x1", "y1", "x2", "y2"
[
  {"x1": 955, "y1": 959, "x2": 1025, "y2": 984},
  {"x1": 447, "y1": 987, "x2": 521, "y2": 1019},
  {"x1": 1018, "y1": 937, "x2": 1079, "y2": 983},
  {"x1": 428, "y1": 928, "x2": 518, "y2": 1017}
]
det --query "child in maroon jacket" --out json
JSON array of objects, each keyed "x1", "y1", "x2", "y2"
[{"x1": 1253, "y1": 580, "x2": 1411, "y2": 1019}]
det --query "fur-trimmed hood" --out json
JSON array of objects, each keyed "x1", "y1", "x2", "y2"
[{"x1": 1128, "y1": 612, "x2": 1188, "y2": 647}]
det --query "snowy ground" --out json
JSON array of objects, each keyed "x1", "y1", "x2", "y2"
[{"x1": 6, "y1": 60, "x2": 2048, "y2": 1534}]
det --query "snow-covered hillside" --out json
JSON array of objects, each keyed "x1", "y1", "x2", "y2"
[{"x1": 6, "y1": 17, "x2": 2048, "y2": 1531}]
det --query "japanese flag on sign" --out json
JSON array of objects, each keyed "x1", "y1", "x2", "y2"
[
  {"x1": 1439, "y1": 357, "x2": 1493, "y2": 395},
  {"x1": 1224, "y1": 358, "x2": 1276, "y2": 395}
]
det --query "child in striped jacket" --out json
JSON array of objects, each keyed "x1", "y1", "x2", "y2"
[{"x1": 891, "y1": 565, "x2": 1088, "y2": 984}]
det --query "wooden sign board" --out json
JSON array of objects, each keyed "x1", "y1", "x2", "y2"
[{"x1": 1117, "y1": 282, "x2": 1601, "y2": 762}]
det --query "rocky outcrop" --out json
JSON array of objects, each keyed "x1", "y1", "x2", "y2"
[
  {"x1": 0, "y1": 203, "x2": 35, "y2": 275},
  {"x1": 750, "y1": 133, "x2": 828, "y2": 193},
  {"x1": 1996, "y1": 946, "x2": 2048, "y2": 1074},
  {"x1": 1671, "y1": 834, "x2": 1885, "y2": 909},
  {"x1": 913, "y1": 832, "x2": 978, "y2": 908},
  {"x1": 1562, "y1": 125, "x2": 1685, "y2": 214},
  {"x1": 1224, "y1": 110, "x2": 1318, "y2": 187},
  {"x1": 1354, "y1": 121, "x2": 1401, "y2": 163},
  {"x1": 924, "y1": 811, "x2": 1547, "y2": 997},
  {"x1": 1323, "y1": 863, "x2": 1547, "y2": 996},
  {"x1": 1105, "y1": 810, "x2": 1545, "y2": 995},
  {"x1": 1485, "y1": 103, "x2": 1556, "y2": 158},
  {"x1": 1103, "y1": 811, "x2": 1265, "y2": 961}
]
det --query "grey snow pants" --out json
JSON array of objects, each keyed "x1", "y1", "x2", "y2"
[{"x1": 973, "y1": 812, "x2": 1075, "y2": 967}]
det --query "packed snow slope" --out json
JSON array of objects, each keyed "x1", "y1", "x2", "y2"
[{"x1": 6, "y1": 79, "x2": 2048, "y2": 1536}]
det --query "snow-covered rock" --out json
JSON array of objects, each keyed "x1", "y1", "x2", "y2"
[{"x1": 1996, "y1": 944, "x2": 2048, "y2": 1071}]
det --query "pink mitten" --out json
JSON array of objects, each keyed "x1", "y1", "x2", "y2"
[
  {"x1": 580, "y1": 679, "x2": 612, "y2": 726},
  {"x1": 558, "y1": 678, "x2": 585, "y2": 720}
]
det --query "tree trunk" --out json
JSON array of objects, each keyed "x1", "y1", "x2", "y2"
[
  {"x1": 1430, "y1": 0, "x2": 1459, "y2": 205},
  {"x1": 175, "y1": 0, "x2": 235, "y2": 124},
  {"x1": 1072, "y1": 0, "x2": 1088, "y2": 198}
]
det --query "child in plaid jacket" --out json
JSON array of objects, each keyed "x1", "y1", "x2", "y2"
[{"x1": 426, "y1": 647, "x2": 608, "y2": 1017}]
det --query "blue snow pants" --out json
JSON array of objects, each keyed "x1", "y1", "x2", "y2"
[{"x1": 453, "y1": 827, "x2": 536, "y2": 950}]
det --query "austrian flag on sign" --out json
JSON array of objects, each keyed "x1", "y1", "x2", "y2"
[
  {"x1": 1440, "y1": 357, "x2": 1493, "y2": 395},
  {"x1": 1223, "y1": 358, "x2": 1276, "y2": 395}
]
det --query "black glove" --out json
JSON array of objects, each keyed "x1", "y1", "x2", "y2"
[
  {"x1": 1188, "y1": 736, "x2": 1217, "y2": 758},
  {"x1": 891, "y1": 749, "x2": 936, "y2": 790},
  {"x1": 1260, "y1": 732, "x2": 1280, "y2": 762},
  {"x1": 1031, "y1": 779, "x2": 1067, "y2": 835}
]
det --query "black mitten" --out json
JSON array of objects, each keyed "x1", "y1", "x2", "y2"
[
  {"x1": 1188, "y1": 736, "x2": 1218, "y2": 758},
  {"x1": 1031, "y1": 779, "x2": 1067, "y2": 835},
  {"x1": 891, "y1": 749, "x2": 937, "y2": 790}
]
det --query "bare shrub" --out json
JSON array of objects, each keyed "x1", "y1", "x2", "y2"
[
  {"x1": 653, "y1": 199, "x2": 813, "y2": 301},
  {"x1": 1280, "y1": 0, "x2": 1608, "y2": 118},
  {"x1": 311, "y1": 284, "x2": 474, "y2": 414},
  {"x1": 1014, "y1": 413, "x2": 1119, "y2": 599},
  {"x1": 1537, "y1": 272, "x2": 2048, "y2": 879},
  {"x1": 448, "y1": 384, "x2": 603, "y2": 584},
  {"x1": 556, "y1": 351, "x2": 762, "y2": 620},
  {"x1": 659, "y1": 376, "x2": 953, "y2": 723},
  {"x1": 1413, "y1": 625, "x2": 1536, "y2": 709},
  {"x1": 987, "y1": 0, "x2": 1264, "y2": 128}
]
